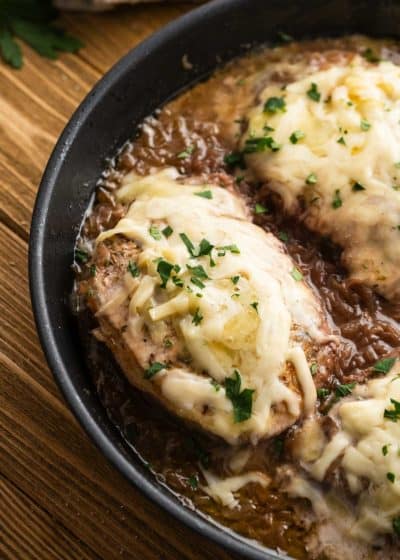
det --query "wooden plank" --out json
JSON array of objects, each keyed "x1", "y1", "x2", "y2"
[
  {"x1": 0, "y1": 221, "x2": 234, "y2": 560},
  {"x1": 0, "y1": 474, "x2": 99, "y2": 560}
]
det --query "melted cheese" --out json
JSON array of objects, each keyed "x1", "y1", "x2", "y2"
[
  {"x1": 292, "y1": 362, "x2": 400, "y2": 541},
  {"x1": 243, "y1": 58, "x2": 400, "y2": 301},
  {"x1": 201, "y1": 469, "x2": 270, "y2": 508},
  {"x1": 96, "y1": 169, "x2": 326, "y2": 443}
]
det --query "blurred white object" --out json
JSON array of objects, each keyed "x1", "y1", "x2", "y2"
[{"x1": 55, "y1": 0, "x2": 199, "y2": 10}]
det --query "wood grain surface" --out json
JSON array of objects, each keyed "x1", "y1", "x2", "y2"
[{"x1": 0, "y1": 5, "x2": 236, "y2": 559}]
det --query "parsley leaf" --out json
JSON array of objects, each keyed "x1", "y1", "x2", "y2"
[
  {"x1": 393, "y1": 517, "x2": 400, "y2": 536},
  {"x1": 149, "y1": 225, "x2": 162, "y2": 240},
  {"x1": 382, "y1": 444, "x2": 391, "y2": 456},
  {"x1": 384, "y1": 398, "x2": 400, "y2": 422},
  {"x1": 335, "y1": 382, "x2": 356, "y2": 398},
  {"x1": 362, "y1": 48, "x2": 380, "y2": 63},
  {"x1": 179, "y1": 233, "x2": 196, "y2": 257},
  {"x1": 332, "y1": 189, "x2": 343, "y2": 209},
  {"x1": 191, "y1": 307, "x2": 203, "y2": 325},
  {"x1": 254, "y1": 203, "x2": 268, "y2": 214},
  {"x1": 127, "y1": 261, "x2": 140, "y2": 278},
  {"x1": 75, "y1": 248, "x2": 89, "y2": 264},
  {"x1": 291, "y1": 267, "x2": 303, "y2": 281},
  {"x1": 250, "y1": 301, "x2": 259, "y2": 313},
  {"x1": 373, "y1": 357, "x2": 396, "y2": 374},
  {"x1": 157, "y1": 260, "x2": 174, "y2": 288},
  {"x1": 177, "y1": 145, "x2": 194, "y2": 159},
  {"x1": 352, "y1": 182, "x2": 366, "y2": 192},
  {"x1": 144, "y1": 362, "x2": 167, "y2": 379},
  {"x1": 387, "y1": 472, "x2": 396, "y2": 483},
  {"x1": 307, "y1": 83, "x2": 321, "y2": 102},
  {"x1": 231, "y1": 275, "x2": 240, "y2": 285},
  {"x1": 263, "y1": 96, "x2": 286, "y2": 114},
  {"x1": 244, "y1": 136, "x2": 281, "y2": 153},
  {"x1": 195, "y1": 190, "x2": 213, "y2": 199},
  {"x1": 162, "y1": 225, "x2": 173, "y2": 238},
  {"x1": 360, "y1": 119, "x2": 371, "y2": 131},
  {"x1": 278, "y1": 231, "x2": 289, "y2": 242},
  {"x1": 306, "y1": 172, "x2": 317, "y2": 185},
  {"x1": 225, "y1": 369, "x2": 254, "y2": 423},
  {"x1": 188, "y1": 475, "x2": 198, "y2": 490},
  {"x1": 0, "y1": 27, "x2": 22, "y2": 68},
  {"x1": 290, "y1": 130, "x2": 305, "y2": 144},
  {"x1": 317, "y1": 387, "x2": 330, "y2": 400},
  {"x1": 224, "y1": 151, "x2": 245, "y2": 168}
]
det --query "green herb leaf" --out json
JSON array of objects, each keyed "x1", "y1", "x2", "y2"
[
  {"x1": 177, "y1": 145, "x2": 194, "y2": 159},
  {"x1": 278, "y1": 231, "x2": 289, "y2": 243},
  {"x1": 0, "y1": 26, "x2": 22, "y2": 68},
  {"x1": 263, "y1": 96, "x2": 286, "y2": 114},
  {"x1": 188, "y1": 475, "x2": 199, "y2": 490},
  {"x1": 310, "y1": 363, "x2": 318, "y2": 376},
  {"x1": 217, "y1": 244, "x2": 240, "y2": 255},
  {"x1": 179, "y1": 232, "x2": 196, "y2": 257},
  {"x1": 187, "y1": 264, "x2": 209, "y2": 280},
  {"x1": 373, "y1": 357, "x2": 396, "y2": 374},
  {"x1": 191, "y1": 307, "x2": 203, "y2": 325},
  {"x1": 191, "y1": 277, "x2": 205, "y2": 289},
  {"x1": 231, "y1": 275, "x2": 240, "y2": 285},
  {"x1": 290, "y1": 130, "x2": 305, "y2": 144},
  {"x1": 195, "y1": 190, "x2": 213, "y2": 199},
  {"x1": 335, "y1": 382, "x2": 356, "y2": 398},
  {"x1": 393, "y1": 517, "x2": 400, "y2": 536},
  {"x1": 360, "y1": 119, "x2": 371, "y2": 131},
  {"x1": 162, "y1": 225, "x2": 173, "y2": 238},
  {"x1": 387, "y1": 472, "x2": 396, "y2": 483},
  {"x1": 254, "y1": 203, "x2": 268, "y2": 214},
  {"x1": 75, "y1": 248, "x2": 89, "y2": 264},
  {"x1": 144, "y1": 362, "x2": 167, "y2": 379},
  {"x1": 382, "y1": 444, "x2": 391, "y2": 456},
  {"x1": 127, "y1": 261, "x2": 140, "y2": 278},
  {"x1": 149, "y1": 225, "x2": 162, "y2": 240},
  {"x1": 317, "y1": 388, "x2": 330, "y2": 400},
  {"x1": 307, "y1": 82, "x2": 321, "y2": 102},
  {"x1": 277, "y1": 31, "x2": 293, "y2": 43},
  {"x1": 157, "y1": 260, "x2": 174, "y2": 288},
  {"x1": 332, "y1": 189, "x2": 343, "y2": 209},
  {"x1": 362, "y1": 48, "x2": 380, "y2": 63},
  {"x1": 198, "y1": 238, "x2": 214, "y2": 257},
  {"x1": 225, "y1": 369, "x2": 254, "y2": 423},
  {"x1": 384, "y1": 398, "x2": 400, "y2": 422},
  {"x1": 291, "y1": 267, "x2": 303, "y2": 281},
  {"x1": 337, "y1": 136, "x2": 346, "y2": 145},
  {"x1": 224, "y1": 151, "x2": 245, "y2": 168},
  {"x1": 250, "y1": 301, "x2": 259, "y2": 313},
  {"x1": 306, "y1": 172, "x2": 317, "y2": 185},
  {"x1": 244, "y1": 136, "x2": 281, "y2": 153},
  {"x1": 352, "y1": 182, "x2": 366, "y2": 192},
  {"x1": 210, "y1": 379, "x2": 221, "y2": 392}
]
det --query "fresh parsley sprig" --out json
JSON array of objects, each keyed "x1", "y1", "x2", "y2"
[{"x1": 0, "y1": 0, "x2": 83, "y2": 69}]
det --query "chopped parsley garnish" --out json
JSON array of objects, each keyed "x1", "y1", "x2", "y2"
[
  {"x1": 75, "y1": 249, "x2": 89, "y2": 263},
  {"x1": 198, "y1": 238, "x2": 214, "y2": 257},
  {"x1": 231, "y1": 275, "x2": 240, "y2": 285},
  {"x1": 278, "y1": 231, "x2": 289, "y2": 243},
  {"x1": 224, "y1": 151, "x2": 245, "y2": 168},
  {"x1": 290, "y1": 130, "x2": 305, "y2": 144},
  {"x1": 217, "y1": 244, "x2": 240, "y2": 255},
  {"x1": 187, "y1": 264, "x2": 209, "y2": 281},
  {"x1": 254, "y1": 203, "x2": 268, "y2": 214},
  {"x1": 162, "y1": 225, "x2": 173, "y2": 238},
  {"x1": 244, "y1": 136, "x2": 281, "y2": 153},
  {"x1": 149, "y1": 225, "x2": 162, "y2": 240},
  {"x1": 337, "y1": 136, "x2": 346, "y2": 145},
  {"x1": 352, "y1": 182, "x2": 366, "y2": 192},
  {"x1": 144, "y1": 362, "x2": 167, "y2": 379},
  {"x1": 360, "y1": 119, "x2": 371, "y2": 131},
  {"x1": 263, "y1": 96, "x2": 286, "y2": 114},
  {"x1": 163, "y1": 338, "x2": 173, "y2": 348},
  {"x1": 387, "y1": 472, "x2": 396, "y2": 483},
  {"x1": 250, "y1": 301, "x2": 259, "y2": 313},
  {"x1": 393, "y1": 517, "x2": 400, "y2": 536},
  {"x1": 335, "y1": 382, "x2": 356, "y2": 398},
  {"x1": 89, "y1": 264, "x2": 96, "y2": 277},
  {"x1": 127, "y1": 261, "x2": 140, "y2": 278},
  {"x1": 317, "y1": 388, "x2": 330, "y2": 400},
  {"x1": 188, "y1": 475, "x2": 199, "y2": 490},
  {"x1": 179, "y1": 233, "x2": 196, "y2": 256},
  {"x1": 332, "y1": 189, "x2": 343, "y2": 209},
  {"x1": 307, "y1": 82, "x2": 321, "y2": 102},
  {"x1": 310, "y1": 363, "x2": 318, "y2": 376},
  {"x1": 177, "y1": 145, "x2": 195, "y2": 159},
  {"x1": 373, "y1": 357, "x2": 396, "y2": 374},
  {"x1": 305, "y1": 172, "x2": 317, "y2": 185},
  {"x1": 195, "y1": 190, "x2": 213, "y2": 199},
  {"x1": 210, "y1": 379, "x2": 221, "y2": 392},
  {"x1": 236, "y1": 175, "x2": 245, "y2": 184},
  {"x1": 362, "y1": 48, "x2": 380, "y2": 63},
  {"x1": 382, "y1": 444, "x2": 391, "y2": 456},
  {"x1": 291, "y1": 267, "x2": 303, "y2": 281},
  {"x1": 225, "y1": 369, "x2": 255, "y2": 423},
  {"x1": 157, "y1": 260, "x2": 174, "y2": 288},
  {"x1": 192, "y1": 307, "x2": 203, "y2": 325},
  {"x1": 191, "y1": 277, "x2": 206, "y2": 289},
  {"x1": 384, "y1": 398, "x2": 400, "y2": 422},
  {"x1": 172, "y1": 276, "x2": 183, "y2": 287}
]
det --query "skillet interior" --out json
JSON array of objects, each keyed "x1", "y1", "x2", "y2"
[{"x1": 29, "y1": 1, "x2": 400, "y2": 558}]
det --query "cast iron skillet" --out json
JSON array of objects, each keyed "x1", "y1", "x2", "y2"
[{"x1": 29, "y1": 1, "x2": 400, "y2": 558}]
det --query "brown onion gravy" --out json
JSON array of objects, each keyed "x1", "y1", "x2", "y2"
[{"x1": 74, "y1": 37, "x2": 400, "y2": 559}]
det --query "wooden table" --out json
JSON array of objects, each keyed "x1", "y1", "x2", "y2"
[{"x1": 0, "y1": 5, "x2": 235, "y2": 559}]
